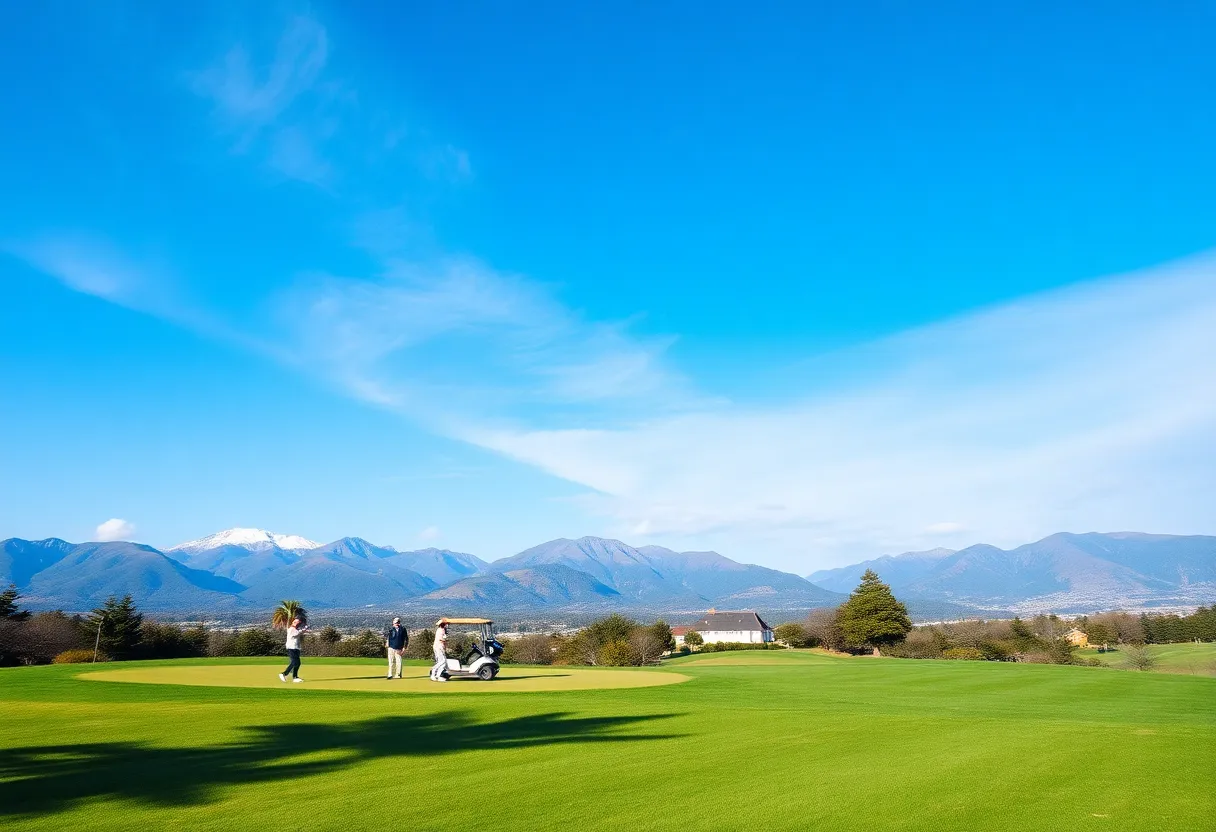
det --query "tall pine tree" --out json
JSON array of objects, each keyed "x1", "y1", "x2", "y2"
[
  {"x1": 837, "y1": 569, "x2": 912, "y2": 653},
  {"x1": 90, "y1": 595, "x2": 144, "y2": 659},
  {"x1": 0, "y1": 585, "x2": 30, "y2": 621}
]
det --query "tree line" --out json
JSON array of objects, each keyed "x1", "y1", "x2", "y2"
[
  {"x1": 768, "y1": 580, "x2": 1216, "y2": 665},
  {"x1": 0, "y1": 587, "x2": 676, "y2": 667},
  {"x1": 2, "y1": 580, "x2": 1211, "y2": 668}
]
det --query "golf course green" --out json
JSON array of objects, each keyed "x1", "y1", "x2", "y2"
[
  {"x1": 81, "y1": 662, "x2": 690, "y2": 692},
  {"x1": 1085, "y1": 642, "x2": 1216, "y2": 675},
  {"x1": 2, "y1": 651, "x2": 1213, "y2": 831}
]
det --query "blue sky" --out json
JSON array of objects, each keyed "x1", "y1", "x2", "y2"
[{"x1": 2, "y1": 2, "x2": 1214, "y2": 571}]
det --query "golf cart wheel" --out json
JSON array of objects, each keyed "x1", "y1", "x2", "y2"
[{"x1": 477, "y1": 665, "x2": 495, "y2": 681}]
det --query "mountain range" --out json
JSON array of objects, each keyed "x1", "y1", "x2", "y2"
[
  {"x1": 0, "y1": 529, "x2": 842, "y2": 615},
  {"x1": 808, "y1": 532, "x2": 1216, "y2": 613},
  {"x1": 3, "y1": 528, "x2": 1211, "y2": 618}
]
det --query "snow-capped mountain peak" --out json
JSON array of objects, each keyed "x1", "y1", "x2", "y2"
[{"x1": 168, "y1": 528, "x2": 321, "y2": 554}]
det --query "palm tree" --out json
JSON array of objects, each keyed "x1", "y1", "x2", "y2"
[{"x1": 272, "y1": 600, "x2": 307, "y2": 629}]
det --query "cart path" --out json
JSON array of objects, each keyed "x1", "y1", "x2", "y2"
[{"x1": 78, "y1": 663, "x2": 690, "y2": 693}]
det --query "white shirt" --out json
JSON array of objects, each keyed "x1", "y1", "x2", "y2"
[
  {"x1": 433, "y1": 627, "x2": 447, "y2": 650},
  {"x1": 286, "y1": 626, "x2": 304, "y2": 650}
]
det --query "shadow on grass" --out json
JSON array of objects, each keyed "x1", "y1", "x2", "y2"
[{"x1": 0, "y1": 710, "x2": 681, "y2": 816}]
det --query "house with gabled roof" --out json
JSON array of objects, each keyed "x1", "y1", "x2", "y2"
[{"x1": 690, "y1": 609, "x2": 774, "y2": 644}]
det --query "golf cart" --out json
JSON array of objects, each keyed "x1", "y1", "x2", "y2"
[{"x1": 438, "y1": 618, "x2": 503, "y2": 681}]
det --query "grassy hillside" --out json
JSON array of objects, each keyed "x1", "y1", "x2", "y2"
[
  {"x1": 1, "y1": 652, "x2": 1213, "y2": 831},
  {"x1": 1086, "y1": 642, "x2": 1216, "y2": 675}
]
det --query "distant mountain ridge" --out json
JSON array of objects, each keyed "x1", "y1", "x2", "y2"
[
  {"x1": 0, "y1": 530, "x2": 842, "y2": 615},
  {"x1": 7, "y1": 528, "x2": 1210, "y2": 616},
  {"x1": 4, "y1": 538, "x2": 246, "y2": 611},
  {"x1": 809, "y1": 532, "x2": 1216, "y2": 613}
]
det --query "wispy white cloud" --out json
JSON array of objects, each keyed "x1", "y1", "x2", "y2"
[
  {"x1": 9, "y1": 236, "x2": 162, "y2": 308},
  {"x1": 471, "y1": 255, "x2": 1216, "y2": 568},
  {"x1": 6, "y1": 235, "x2": 295, "y2": 364},
  {"x1": 273, "y1": 254, "x2": 683, "y2": 424},
  {"x1": 417, "y1": 525, "x2": 441, "y2": 542},
  {"x1": 95, "y1": 518, "x2": 136, "y2": 542},
  {"x1": 190, "y1": 15, "x2": 335, "y2": 187},
  {"x1": 191, "y1": 15, "x2": 328, "y2": 133},
  {"x1": 189, "y1": 13, "x2": 471, "y2": 194}
]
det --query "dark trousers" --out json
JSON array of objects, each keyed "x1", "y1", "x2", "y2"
[{"x1": 283, "y1": 649, "x2": 301, "y2": 678}]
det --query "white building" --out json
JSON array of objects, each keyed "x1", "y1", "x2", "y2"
[{"x1": 690, "y1": 610, "x2": 774, "y2": 644}]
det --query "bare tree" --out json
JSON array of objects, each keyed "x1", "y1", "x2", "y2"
[
  {"x1": 1123, "y1": 644, "x2": 1158, "y2": 671},
  {"x1": 629, "y1": 627, "x2": 666, "y2": 665},
  {"x1": 504, "y1": 634, "x2": 555, "y2": 665},
  {"x1": 803, "y1": 607, "x2": 845, "y2": 651}
]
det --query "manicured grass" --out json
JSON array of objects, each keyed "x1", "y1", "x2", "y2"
[
  {"x1": 1084, "y1": 642, "x2": 1216, "y2": 675},
  {"x1": 82, "y1": 662, "x2": 689, "y2": 692},
  {"x1": 1, "y1": 653, "x2": 1213, "y2": 832}
]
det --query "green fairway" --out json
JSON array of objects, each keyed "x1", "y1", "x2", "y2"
[
  {"x1": 2, "y1": 654, "x2": 1213, "y2": 832},
  {"x1": 1084, "y1": 642, "x2": 1216, "y2": 675}
]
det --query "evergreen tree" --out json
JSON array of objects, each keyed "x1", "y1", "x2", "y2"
[
  {"x1": 837, "y1": 570, "x2": 912, "y2": 651},
  {"x1": 89, "y1": 595, "x2": 144, "y2": 659},
  {"x1": 648, "y1": 619, "x2": 676, "y2": 652},
  {"x1": 0, "y1": 584, "x2": 31, "y2": 621}
]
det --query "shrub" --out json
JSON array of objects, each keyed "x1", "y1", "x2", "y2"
[
  {"x1": 405, "y1": 629, "x2": 435, "y2": 659},
  {"x1": 139, "y1": 621, "x2": 208, "y2": 659},
  {"x1": 557, "y1": 615, "x2": 639, "y2": 665},
  {"x1": 886, "y1": 628, "x2": 946, "y2": 659},
  {"x1": 334, "y1": 630, "x2": 385, "y2": 659},
  {"x1": 683, "y1": 631, "x2": 704, "y2": 647},
  {"x1": 978, "y1": 640, "x2": 1014, "y2": 661},
  {"x1": 206, "y1": 630, "x2": 237, "y2": 657},
  {"x1": 774, "y1": 622, "x2": 810, "y2": 647},
  {"x1": 228, "y1": 629, "x2": 280, "y2": 657},
  {"x1": 501, "y1": 634, "x2": 556, "y2": 665},
  {"x1": 598, "y1": 639, "x2": 641, "y2": 666},
  {"x1": 699, "y1": 641, "x2": 786, "y2": 653},
  {"x1": 802, "y1": 607, "x2": 844, "y2": 651},
  {"x1": 649, "y1": 620, "x2": 676, "y2": 652},
  {"x1": 1, "y1": 611, "x2": 89, "y2": 665},
  {"x1": 942, "y1": 647, "x2": 985, "y2": 661},
  {"x1": 628, "y1": 626, "x2": 668, "y2": 664},
  {"x1": 1123, "y1": 645, "x2": 1158, "y2": 671},
  {"x1": 53, "y1": 649, "x2": 105, "y2": 664}
]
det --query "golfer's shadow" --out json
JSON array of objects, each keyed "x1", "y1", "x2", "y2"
[{"x1": 0, "y1": 710, "x2": 682, "y2": 817}]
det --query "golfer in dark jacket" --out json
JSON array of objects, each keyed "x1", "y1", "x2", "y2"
[{"x1": 385, "y1": 617, "x2": 408, "y2": 679}]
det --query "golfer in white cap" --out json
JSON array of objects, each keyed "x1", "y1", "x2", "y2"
[{"x1": 385, "y1": 617, "x2": 408, "y2": 679}]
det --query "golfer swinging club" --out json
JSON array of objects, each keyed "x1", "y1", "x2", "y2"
[
  {"x1": 430, "y1": 619, "x2": 449, "y2": 682},
  {"x1": 279, "y1": 616, "x2": 308, "y2": 683}
]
